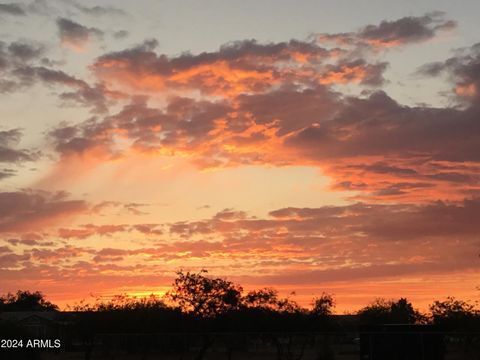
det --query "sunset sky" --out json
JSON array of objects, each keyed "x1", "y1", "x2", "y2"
[{"x1": 1, "y1": 0, "x2": 479, "y2": 312}]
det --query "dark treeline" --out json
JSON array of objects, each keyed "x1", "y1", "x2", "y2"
[
  {"x1": 1, "y1": 271, "x2": 480, "y2": 360},
  {"x1": 1, "y1": 270, "x2": 479, "y2": 333}
]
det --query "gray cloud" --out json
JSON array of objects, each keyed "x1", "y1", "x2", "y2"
[
  {"x1": 7, "y1": 42, "x2": 45, "y2": 62},
  {"x1": 318, "y1": 13, "x2": 455, "y2": 49},
  {"x1": 418, "y1": 43, "x2": 480, "y2": 103},
  {"x1": 0, "y1": 3, "x2": 25, "y2": 16},
  {"x1": 287, "y1": 90, "x2": 480, "y2": 162},
  {"x1": 13, "y1": 66, "x2": 110, "y2": 112},
  {"x1": 56, "y1": 17, "x2": 103, "y2": 50},
  {"x1": 113, "y1": 30, "x2": 129, "y2": 39},
  {"x1": 74, "y1": 4, "x2": 126, "y2": 17},
  {"x1": 0, "y1": 168, "x2": 16, "y2": 179},
  {"x1": 0, "y1": 190, "x2": 89, "y2": 233},
  {"x1": 0, "y1": 40, "x2": 46, "y2": 72},
  {"x1": 358, "y1": 12, "x2": 456, "y2": 46},
  {"x1": 0, "y1": 128, "x2": 38, "y2": 163}
]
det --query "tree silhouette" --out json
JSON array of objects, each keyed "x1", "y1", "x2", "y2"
[
  {"x1": 244, "y1": 287, "x2": 280, "y2": 309},
  {"x1": 311, "y1": 293, "x2": 335, "y2": 317},
  {"x1": 0, "y1": 290, "x2": 58, "y2": 311},
  {"x1": 358, "y1": 298, "x2": 423, "y2": 324},
  {"x1": 430, "y1": 296, "x2": 479, "y2": 331},
  {"x1": 167, "y1": 269, "x2": 243, "y2": 318}
]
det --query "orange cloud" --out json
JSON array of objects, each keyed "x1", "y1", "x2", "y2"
[
  {"x1": 2, "y1": 198, "x2": 479, "y2": 310},
  {"x1": 92, "y1": 37, "x2": 386, "y2": 99}
]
